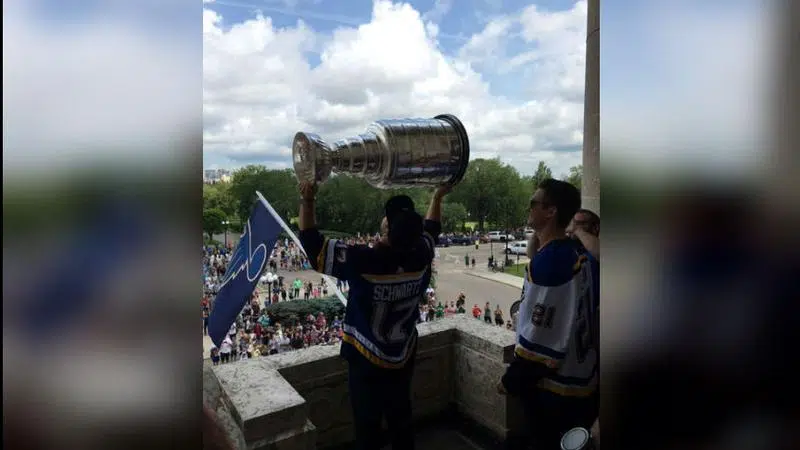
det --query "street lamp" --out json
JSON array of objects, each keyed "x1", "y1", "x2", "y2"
[
  {"x1": 505, "y1": 228, "x2": 510, "y2": 265},
  {"x1": 222, "y1": 220, "x2": 230, "y2": 248}
]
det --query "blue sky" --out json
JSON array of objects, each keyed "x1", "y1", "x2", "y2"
[
  {"x1": 2, "y1": 0, "x2": 765, "y2": 178},
  {"x1": 207, "y1": 0, "x2": 585, "y2": 100},
  {"x1": 202, "y1": 0, "x2": 595, "y2": 177},
  {"x1": 202, "y1": 0, "x2": 765, "y2": 177}
]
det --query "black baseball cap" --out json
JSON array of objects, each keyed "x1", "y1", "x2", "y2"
[{"x1": 385, "y1": 195, "x2": 416, "y2": 225}]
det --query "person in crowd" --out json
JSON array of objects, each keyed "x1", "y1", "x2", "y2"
[
  {"x1": 483, "y1": 302, "x2": 492, "y2": 324},
  {"x1": 455, "y1": 292, "x2": 466, "y2": 310},
  {"x1": 494, "y1": 304, "x2": 504, "y2": 326},
  {"x1": 435, "y1": 302, "x2": 445, "y2": 320},
  {"x1": 418, "y1": 305, "x2": 428, "y2": 323},
  {"x1": 219, "y1": 336, "x2": 232, "y2": 364},
  {"x1": 472, "y1": 304, "x2": 482, "y2": 319},
  {"x1": 297, "y1": 180, "x2": 449, "y2": 450}
]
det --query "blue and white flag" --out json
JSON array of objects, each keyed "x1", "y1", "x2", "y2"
[
  {"x1": 254, "y1": 192, "x2": 348, "y2": 309},
  {"x1": 208, "y1": 193, "x2": 282, "y2": 347},
  {"x1": 208, "y1": 192, "x2": 348, "y2": 348}
]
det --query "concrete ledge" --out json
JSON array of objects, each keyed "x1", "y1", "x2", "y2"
[
  {"x1": 208, "y1": 315, "x2": 519, "y2": 449},
  {"x1": 214, "y1": 360, "x2": 308, "y2": 442},
  {"x1": 248, "y1": 419, "x2": 316, "y2": 450}
]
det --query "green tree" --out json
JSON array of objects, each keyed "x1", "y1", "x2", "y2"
[
  {"x1": 449, "y1": 158, "x2": 527, "y2": 231},
  {"x1": 203, "y1": 208, "x2": 227, "y2": 241},
  {"x1": 449, "y1": 159, "x2": 498, "y2": 231},
  {"x1": 441, "y1": 202, "x2": 468, "y2": 233},
  {"x1": 494, "y1": 174, "x2": 529, "y2": 233},
  {"x1": 314, "y1": 176, "x2": 440, "y2": 235},
  {"x1": 316, "y1": 174, "x2": 385, "y2": 234},
  {"x1": 530, "y1": 161, "x2": 553, "y2": 189},
  {"x1": 564, "y1": 165, "x2": 582, "y2": 190},
  {"x1": 229, "y1": 166, "x2": 297, "y2": 225},
  {"x1": 203, "y1": 183, "x2": 237, "y2": 218}
]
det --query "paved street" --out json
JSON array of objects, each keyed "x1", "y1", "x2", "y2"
[{"x1": 433, "y1": 241, "x2": 526, "y2": 312}]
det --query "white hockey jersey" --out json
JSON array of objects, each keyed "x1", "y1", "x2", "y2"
[{"x1": 515, "y1": 239, "x2": 599, "y2": 397}]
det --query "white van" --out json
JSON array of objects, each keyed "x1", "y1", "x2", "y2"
[
  {"x1": 505, "y1": 240, "x2": 528, "y2": 255},
  {"x1": 488, "y1": 231, "x2": 515, "y2": 242}
]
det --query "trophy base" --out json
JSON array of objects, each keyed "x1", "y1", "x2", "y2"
[
  {"x1": 434, "y1": 114, "x2": 470, "y2": 187},
  {"x1": 292, "y1": 132, "x2": 332, "y2": 184}
]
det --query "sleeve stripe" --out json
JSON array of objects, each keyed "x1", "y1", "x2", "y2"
[
  {"x1": 317, "y1": 237, "x2": 330, "y2": 272},
  {"x1": 323, "y1": 238, "x2": 338, "y2": 275},
  {"x1": 514, "y1": 346, "x2": 560, "y2": 369},
  {"x1": 518, "y1": 334, "x2": 566, "y2": 359},
  {"x1": 422, "y1": 232, "x2": 435, "y2": 257}
]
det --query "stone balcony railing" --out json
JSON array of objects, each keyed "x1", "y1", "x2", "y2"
[{"x1": 203, "y1": 316, "x2": 522, "y2": 449}]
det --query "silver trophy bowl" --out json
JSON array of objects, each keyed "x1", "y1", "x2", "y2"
[{"x1": 292, "y1": 114, "x2": 470, "y2": 188}]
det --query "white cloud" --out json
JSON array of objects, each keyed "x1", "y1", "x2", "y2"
[
  {"x1": 3, "y1": 2, "x2": 198, "y2": 174},
  {"x1": 204, "y1": 0, "x2": 589, "y2": 178},
  {"x1": 513, "y1": 0, "x2": 587, "y2": 99}
]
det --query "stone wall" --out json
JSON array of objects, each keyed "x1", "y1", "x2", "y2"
[{"x1": 204, "y1": 316, "x2": 519, "y2": 449}]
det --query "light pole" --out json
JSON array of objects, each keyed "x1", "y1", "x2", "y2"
[
  {"x1": 222, "y1": 220, "x2": 230, "y2": 248},
  {"x1": 504, "y1": 228, "x2": 510, "y2": 265}
]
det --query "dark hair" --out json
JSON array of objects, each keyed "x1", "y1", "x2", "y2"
[
  {"x1": 388, "y1": 209, "x2": 423, "y2": 252},
  {"x1": 576, "y1": 208, "x2": 600, "y2": 234},
  {"x1": 538, "y1": 178, "x2": 581, "y2": 228}
]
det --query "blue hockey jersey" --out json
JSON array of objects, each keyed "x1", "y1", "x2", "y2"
[
  {"x1": 508, "y1": 238, "x2": 599, "y2": 397},
  {"x1": 299, "y1": 221, "x2": 440, "y2": 369}
]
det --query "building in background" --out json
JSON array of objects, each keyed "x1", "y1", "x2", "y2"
[{"x1": 203, "y1": 169, "x2": 232, "y2": 184}]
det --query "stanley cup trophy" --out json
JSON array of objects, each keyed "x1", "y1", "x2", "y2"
[{"x1": 292, "y1": 114, "x2": 470, "y2": 188}]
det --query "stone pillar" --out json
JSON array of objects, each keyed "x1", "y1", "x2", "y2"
[{"x1": 581, "y1": 0, "x2": 600, "y2": 215}]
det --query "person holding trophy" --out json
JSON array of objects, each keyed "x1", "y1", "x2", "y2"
[{"x1": 293, "y1": 114, "x2": 470, "y2": 450}]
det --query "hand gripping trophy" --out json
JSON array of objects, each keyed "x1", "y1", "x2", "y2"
[{"x1": 292, "y1": 114, "x2": 470, "y2": 188}]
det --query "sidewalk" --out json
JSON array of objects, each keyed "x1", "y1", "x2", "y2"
[{"x1": 463, "y1": 270, "x2": 524, "y2": 289}]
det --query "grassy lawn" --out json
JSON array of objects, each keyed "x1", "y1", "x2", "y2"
[{"x1": 505, "y1": 263, "x2": 527, "y2": 278}]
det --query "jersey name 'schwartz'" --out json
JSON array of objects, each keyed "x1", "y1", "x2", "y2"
[{"x1": 372, "y1": 280, "x2": 423, "y2": 302}]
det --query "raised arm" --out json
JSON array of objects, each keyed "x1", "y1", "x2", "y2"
[
  {"x1": 425, "y1": 185, "x2": 450, "y2": 223},
  {"x1": 572, "y1": 228, "x2": 599, "y2": 259},
  {"x1": 297, "y1": 181, "x2": 358, "y2": 280},
  {"x1": 297, "y1": 181, "x2": 325, "y2": 271},
  {"x1": 423, "y1": 185, "x2": 451, "y2": 245},
  {"x1": 298, "y1": 181, "x2": 317, "y2": 232}
]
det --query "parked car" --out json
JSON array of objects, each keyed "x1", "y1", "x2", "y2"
[
  {"x1": 504, "y1": 240, "x2": 528, "y2": 255},
  {"x1": 450, "y1": 235, "x2": 473, "y2": 246},
  {"x1": 436, "y1": 236, "x2": 451, "y2": 247},
  {"x1": 488, "y1": 231, "x2": 515, "y2": 242},
  {"x1": 523, "y1": 228, "x2": 535, "y2": 238}
]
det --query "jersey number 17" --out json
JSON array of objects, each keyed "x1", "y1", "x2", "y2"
[{"x1": 371, "y1": 296, "x2": 419, "y2": 345}]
